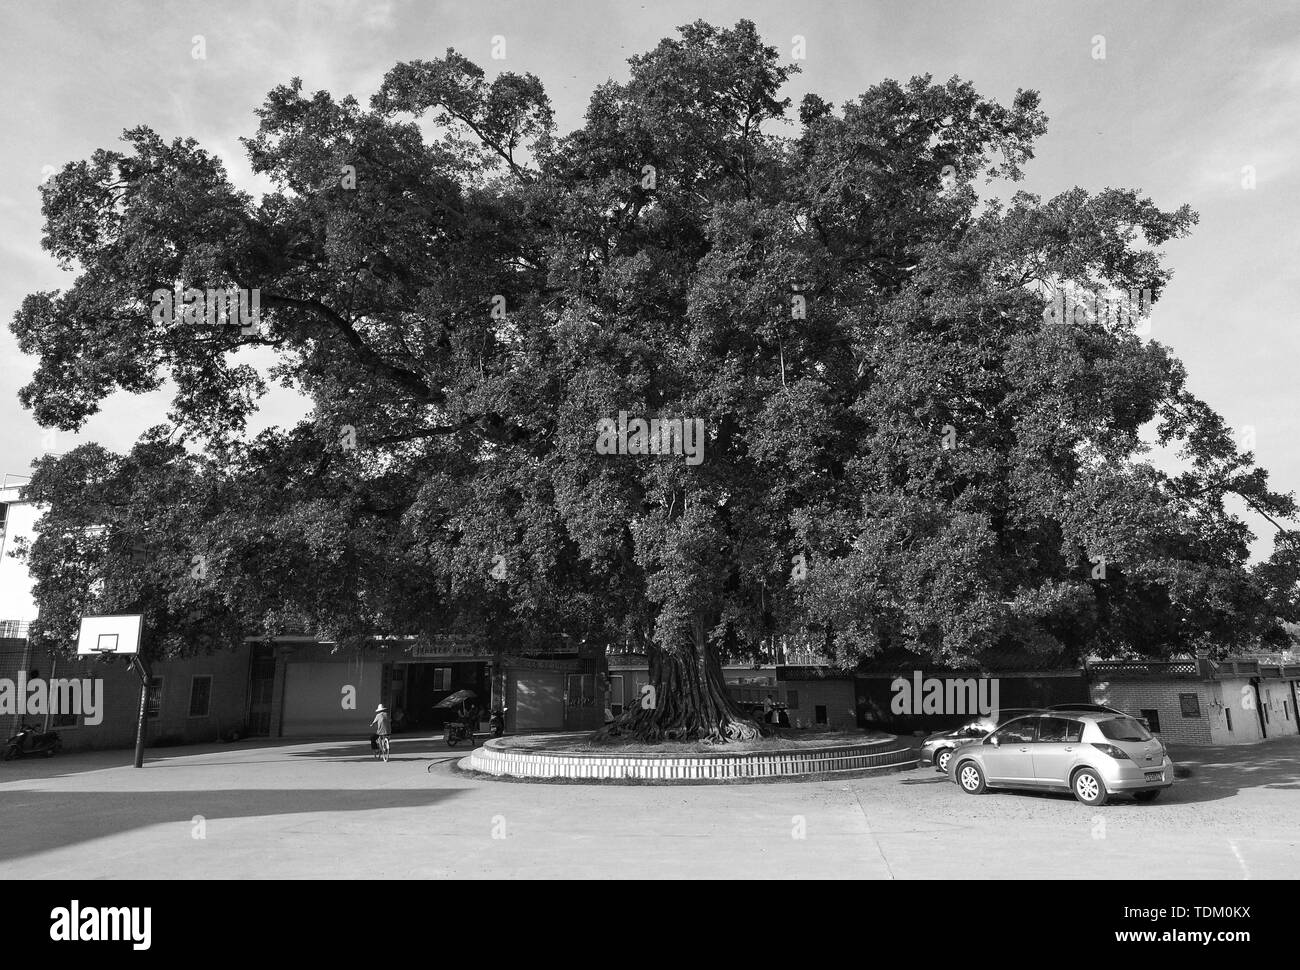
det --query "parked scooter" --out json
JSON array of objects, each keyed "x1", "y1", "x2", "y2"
[
  {"x1": 443, "y1": 719, "x2": 475, "y2": 747},
  {"x1": 489, "y1": 707, "x2": 507, "y2": 738},
  {"x1": 3, "y1": 722, "x2": 62, "y2": 760}
]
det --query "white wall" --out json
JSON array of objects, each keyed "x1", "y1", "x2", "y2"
[
  {"x1": 1207, "y1": 679, "x2": 1266, "y2": 744},
  {"x1": 281, "y1": 660, "x2": 382, "y2": 736},
  {"x1": 1259, "y1": 681, "x2": 1299, "y2": 737},
  {"x1": 510, "y1": 672, "x2": 564, "y2": 731},
  {"x1": 0, "y1": 489, "x2": 40, "y2": 624}
]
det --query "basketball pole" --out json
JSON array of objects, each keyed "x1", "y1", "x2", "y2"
[
  {"x1": 77, "y1": 614, "x2": 148, "y2": 766},
  {"x1": 130, "y1": 655, "x2": 149, "y2": 768}
]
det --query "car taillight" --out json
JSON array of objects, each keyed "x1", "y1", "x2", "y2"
[{"x1": 1090, "y1": 743, "x2": 1130, "y2": 760}]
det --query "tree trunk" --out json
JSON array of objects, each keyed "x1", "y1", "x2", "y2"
[{"x1": 598, "y1": 620, "x2": 763, "y2": 744}]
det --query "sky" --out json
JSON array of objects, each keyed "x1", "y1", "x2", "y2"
[{"x1": 1, "y1": 0, "x2": 1297, "y2": 553}]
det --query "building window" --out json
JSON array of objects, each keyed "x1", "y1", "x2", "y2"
[
  {"x1": 1140, "y1": 709, "x2": 1161, "y2": 733},
  {"x1": 189, "y1": 676, "x2": 213, "y2": 718},
  {"x1": 147, "y1": 677, "x2": 164, "y2": 719},
  {"x1": 1224, "y1": 706, "x2": 1232, "y2": 732},
  {"x1": 1178, "y1": 693, "x2": 1201, "y2": 718},
  {"x1": 566, "y1": 673, "x2": 598, "y2": 708},
  {"x1": 50, "y1": 689, "x2": 80, "y2": 728}
]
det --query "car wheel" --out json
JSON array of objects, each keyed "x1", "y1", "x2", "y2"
[
  {"x1": 1133, "y1": 790, "x2": 1161, "y2": 803},
  {"x1": 957, "y1": 761, "x2": 986, "y2": 794},
  {"x1": 1072, "y1": 768, "x2": 1108, "y2": 806},
  {"x1": 935, "y1": 748, "x2": 952, "y2": 773}
]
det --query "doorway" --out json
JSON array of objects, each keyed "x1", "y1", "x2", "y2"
[
  {"x1": 1250, "y1": 679, "x2": 1267, "y2": 739},
  {"x1": 246, "y1": 645, "x2": 276, "y2": 737},
  {"x1": 392, "y1": 662, "x2": 489, "y2": 730}
]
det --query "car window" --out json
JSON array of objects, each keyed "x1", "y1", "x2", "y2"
[
  {"x1": 1037, "y1": 716, "x2": 1083, "y2": 743},
  {"x1": 1097, "y1": 716, "x2": 1152, "y2": 742},
  {"x1": 989, "y1": 717, "x2": 1037, "y2": 744}
]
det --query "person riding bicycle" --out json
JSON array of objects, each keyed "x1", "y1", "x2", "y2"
[{"x1": 370, "y1": 704, "x2": 391, "y2": 752}]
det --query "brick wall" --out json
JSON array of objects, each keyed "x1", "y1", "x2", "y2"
[
  {"x1": 1, "y1": 640, "x2": 251, "y2": 751},
  {"x1": 2, "y1": 641, "x2": 139, "y2": 748},
  {"x1": 781, "y1": 679, "x2": 857, "y2": 730},
  {"x1": 857, "y1": 671, "x2": 1089, "y2": 734},
  {"x1": 1089, "y1": 680, "x2": 1212, "y2": 744},
  {"x1": 0, "y1": 636, "x2": 32, "y2": 740},
  {"x1": 145, "y1": 646, "x2": 252, "y2": 745},
  {"x1": 1091, "y1": 676, "x2": 1300, "y2": 746}
]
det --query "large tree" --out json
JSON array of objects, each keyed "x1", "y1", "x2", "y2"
[{"x1": 12, "y1": 20, "x2": 1299, "y2": 742}]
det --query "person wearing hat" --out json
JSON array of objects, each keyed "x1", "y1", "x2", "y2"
[{"x1": 369, "y1": 703, "x2": 391, "y2": 752}]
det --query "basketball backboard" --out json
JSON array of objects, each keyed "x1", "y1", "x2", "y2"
[{"x1": 77, "y1": 614, "x2": 142, "y2": 656}]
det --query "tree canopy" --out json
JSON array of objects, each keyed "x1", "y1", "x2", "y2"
[{"x1": 12, "y1": 19, "x2": 1299, "y2": 741}]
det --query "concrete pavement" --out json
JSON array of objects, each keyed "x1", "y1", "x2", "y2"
[{"x1": 0, "y1": 733, "x2": 1296, "y2": 878}]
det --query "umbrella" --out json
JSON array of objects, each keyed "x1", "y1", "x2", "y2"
[{"x1": 433, "y1": 689, "x2": 479, "y2": 709}]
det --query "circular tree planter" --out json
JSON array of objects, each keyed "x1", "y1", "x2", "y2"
[{"x1": 462, "y1": 731, "x2": 914, "y2": 784}]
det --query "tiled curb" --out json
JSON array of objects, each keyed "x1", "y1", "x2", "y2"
[{"x1": 465, "y1": 734, "x2": 914, "y2": 782}]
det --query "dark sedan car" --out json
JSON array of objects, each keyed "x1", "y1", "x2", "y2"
[
  {"x1": 917, "y1": 707, "x2": 1044, "y2": 773},
  {"x1": 1047, "y1": 702, "x2": 1149, "y2": 729}
]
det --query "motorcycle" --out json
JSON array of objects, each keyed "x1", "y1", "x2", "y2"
[
  {"x1": 3, "y1": 722, "x2": 63, "y2": 760},
  {"x1": 443, "y1": 719, "x2": 476, "y2": 747}
]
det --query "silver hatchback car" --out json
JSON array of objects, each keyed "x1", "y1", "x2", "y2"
[{"x1": 946, "y1": 711, "x2": 1174, "y2": 805}]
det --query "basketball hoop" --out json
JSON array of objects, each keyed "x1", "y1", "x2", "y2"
[{"x1": 77, "y1": 615, "x2": 142, "y2": 656}]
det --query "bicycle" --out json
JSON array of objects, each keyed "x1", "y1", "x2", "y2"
[{"x1": 373, "y1": 734, "x2": 390, "y2": 762}]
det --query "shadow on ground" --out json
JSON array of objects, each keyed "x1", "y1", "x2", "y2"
[
  {"x1": 285, "y1": 737, "x2": 473, "y2": 761},
  {"x1": 900, "y1": 773, "x2": 947, "y2": 786},
  {"x1": 0, "y1": 787, "x2": 464, "y2": 864},
  {"x1": 1163, "y1": 736, "x2": 1300, "y2": 802},
  {"x1": 0, "y1": 736, "x2": 467, "y2": 777}
]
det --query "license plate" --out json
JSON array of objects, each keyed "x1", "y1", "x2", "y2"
[{"x1": 1144, "y1": 770, "x2": 1162, "y2": 783}]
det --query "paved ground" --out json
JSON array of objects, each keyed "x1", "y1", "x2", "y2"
[{"x1": 1, "y1": 733, "x2": 1296, "y2": 878}]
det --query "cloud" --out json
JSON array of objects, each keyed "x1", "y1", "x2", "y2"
[
  {"x1": 1180, "y1": 42, "x2": 1300, "y2": 196},
  {"x1": 363, "y1": 1, "x2": 396, "y2": 30}
]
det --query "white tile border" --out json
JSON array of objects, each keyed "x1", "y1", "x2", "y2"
[{"x1": 465, "y1": 736, "x2": 914, "y2": 781}]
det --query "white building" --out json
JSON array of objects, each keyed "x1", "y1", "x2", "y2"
[{"x1": 0, "y1": 478, "x2": 39, "y2": 636}]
